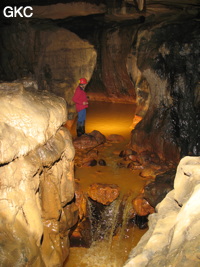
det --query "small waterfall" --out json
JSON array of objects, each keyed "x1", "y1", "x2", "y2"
[
  {"x1": 88, "y1": 196, "x2": 122, "y2": 243},
  {"x1": 79, "y1": 193, "x2": 137, "y2": 267}
]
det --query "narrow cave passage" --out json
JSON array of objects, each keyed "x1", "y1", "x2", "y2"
[{"x1": 66, "y1": 101, "x2": 148, "y2": 267}]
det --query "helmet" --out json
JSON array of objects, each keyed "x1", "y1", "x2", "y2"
[{"x1": 79, "y1": 78, "x2": 87, "y2": 85}]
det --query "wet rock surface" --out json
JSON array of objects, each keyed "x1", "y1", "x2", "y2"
[
  {"x1": 73, "y1": 130, "x2": 106, "y2": 150},
  {"x1": 0, "y1": 82, "x2": 77, "y2": 267},
  {"x1": 143, "y1": 169, "x2": 176, "y2": 208},
  {"x1": 132, "y1": 195, "x2": 155, "y2": 217},
  {"x1": 88, "y1": 183, "x2": 120, "y2": 205}
]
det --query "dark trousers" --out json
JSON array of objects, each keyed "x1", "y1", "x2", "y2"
[{"x1": 77, "y1": 109, "x2": 86, "y2": 136}]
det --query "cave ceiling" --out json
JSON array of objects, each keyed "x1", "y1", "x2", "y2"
[{"x1": 0, "y1": 0, "x2": 199, "y2": 22}]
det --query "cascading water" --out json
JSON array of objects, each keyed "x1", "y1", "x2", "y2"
[
  {"x1": 69, "y1": 192, "x2": 142, "y2": 267},
  {"x1": 88, "y1": 196, "x2": 123, "y2": 243}
]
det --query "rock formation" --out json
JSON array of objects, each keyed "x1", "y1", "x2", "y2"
[
  {"x1": 124, "y1": 156, "x2": 200, "y2": 267},
  {"x1": 0, "y1": 81, "x2": 77, "y2": 266}
]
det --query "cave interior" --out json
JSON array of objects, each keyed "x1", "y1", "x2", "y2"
[{"x1": 0, "y1": 0, "x2": 200, "y2": 266}]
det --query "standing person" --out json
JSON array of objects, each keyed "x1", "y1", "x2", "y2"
[{"x1": 72, "y1": 78, "x2": 88, "y2": 137}]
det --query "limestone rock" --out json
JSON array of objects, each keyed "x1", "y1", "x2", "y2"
[
  {"x1": 124, "y1": 156, "x2": 200, "y2": 267},
  {"x1": 0, "y1": 82, "x2": 67, "y2": 164},
  {"x1": 130, "y1": 21, "x2": 200, "y2": 161},
  {"x1": 0, "y1": 82, "x2": 76, "y2": 267},
  {"x1": 73, "y1": 130, "x2": 106, "y2": 150},
  {"x1": 174, "y1": 156, "x2": 200, "y2": 206},
  {"x1": 87, "y1": 183, "x2": 120, "y2": 205}
]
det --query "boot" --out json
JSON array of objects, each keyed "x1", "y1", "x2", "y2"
[
  {"x1": 81, "y1": 125, "x2": 85, "y2": 135},
  {"x1": 77, "y1": 127, "x2": 82, "y2": 137},
  {"x1": 81, "y1": 120, "x2": 85, "y2": 135},
  {"x1": 77, "y1": 122, "x2": 82, "y2": 137}
]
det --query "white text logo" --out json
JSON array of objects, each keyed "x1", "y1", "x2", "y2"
[{"x1": 3, "y1": 6, "x2": 33, "y2": 18}]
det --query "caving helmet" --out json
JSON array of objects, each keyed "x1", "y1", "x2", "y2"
[{"x1": 79, "y1": 78, "x2": 87, "y2": 85}]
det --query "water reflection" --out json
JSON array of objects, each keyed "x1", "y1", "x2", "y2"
[{"x1": 71, "y1": 101, "x2": 136, "y2": 140}]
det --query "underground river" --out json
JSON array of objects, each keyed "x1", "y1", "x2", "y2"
[{"x1": 65, "y1": 101, "x2": 148, "y2": 267}]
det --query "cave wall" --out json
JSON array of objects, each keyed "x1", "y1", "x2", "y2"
[
  {"x1": 125, "y1": 156, "x2": 200, "y2": 267},
  {"x1": 87, "y1": 22, "x2": 137, "y2": 102},
  {"x1": 129, "y1": 18, "x2": 200, "y2": 162},
  {"x1": 0, "y1": 81, "x2": 77, "y2": 266},
  {"x1": 0, "y1": 22, "x2": 97, "y2": 118}
]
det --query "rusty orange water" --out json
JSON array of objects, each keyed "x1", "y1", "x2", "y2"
[
  {"x1": 70, "y1": 101, "x2": 136, "y2": 139},
  {"x1": 65, "y1": 101, "x2": 147, "y2": 267}
]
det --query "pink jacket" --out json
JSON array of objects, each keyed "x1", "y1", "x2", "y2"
[{"x1": 72, "y1": 86, "x2": 88, "y2": 112}]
